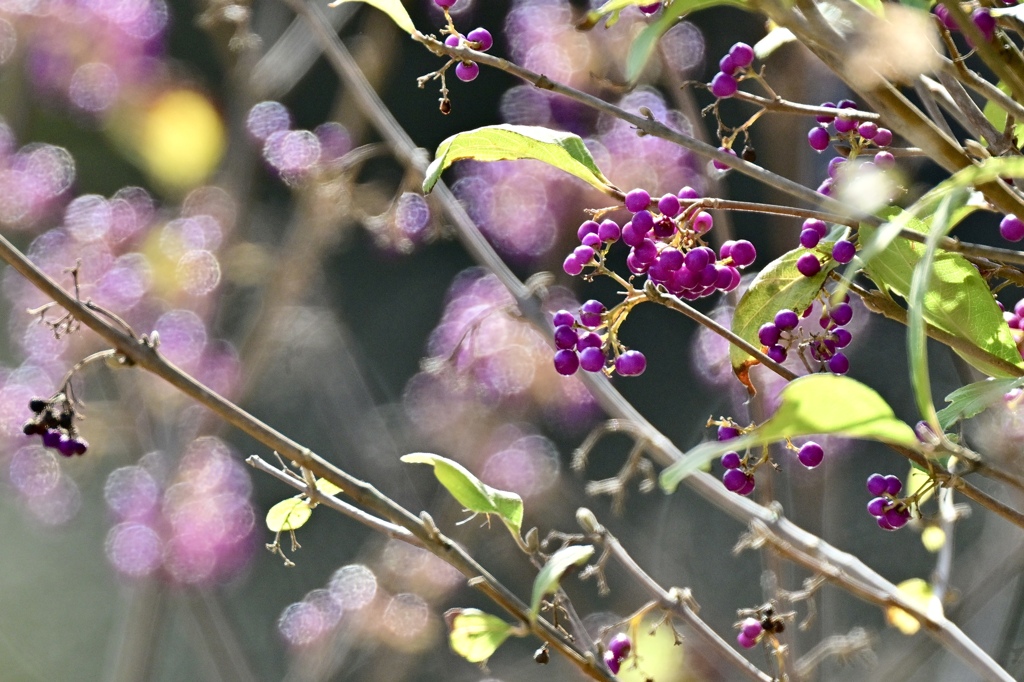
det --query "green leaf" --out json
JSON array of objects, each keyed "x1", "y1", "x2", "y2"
[
  {"x1": 907, "y1": 191, "x2": 968, "y2": 431},
  {"x1": 660, "y1": 374, "x2": 918, "y2": 491},
  {"x1": 981, "y1": 82, "x2": 1024, "y2": 148},
  {"x1": 854, "y1": 0, "x2": 884, "y2": 15},
  {"x1": 935, "y1": 377, "x2": 1024, "y2": 430},
  {"x1": 445, "y1": 609, "x2": 516, "y2": 663},
  {"x1": 625, "y1": 0, "x2": 748, "y2": 82},
  {"x1": 401, "y1": 453, "x2": 524, "y2": 539},
  {"x1": 266, "y1": 497, "x2": 312, "y2": 532},
  {"x1": 315, "y1": 478, "x2": 342, "y2": 496},
  {"x1": 422, "y1": 125, "x2": 617, "y2": 196},
  {"x1": 577, "y1": 0, "x2": 652, "y2": 29},
  {"x1": 326, "y1": 0, "x2": 415, "y2": 35},
  {"x1": 861, "y1": 224, "x2": 1024, "y2": 378},
  {"x1": 730, "y1": 243, "x2": 838, "y2": 374},
  {"x1": 529, "y1": 545, "x2": 594, "y2": 621}
]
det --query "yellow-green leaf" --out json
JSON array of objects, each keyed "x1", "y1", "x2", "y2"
[
  {"x1": 529, "y1": 545, "x2": 594, "y2": 621},
  {"x1": 661, "y1": 374, "x2": 918, "y2": 491},
  {"x1": 266, "y1": 497, "x2": 312, "y2": 532},
  {"x1": 327, "y1": 0, "x2": 415, "y2": 35},
  {"x1": 401, "y1": 452, "x2": 524, "y2": 540},
  {"x1": 315, "y1": 478, "x2": 343, "y2": 496},
  {"x1": 887, "y1": 578, "x2": 942, "y2": 635},
  {"x1": 422, "y1": 125, "x2": 617, "y2": 196},
  {"x1": 445, "y1": 609, "x2": 515, "y2": 663}
]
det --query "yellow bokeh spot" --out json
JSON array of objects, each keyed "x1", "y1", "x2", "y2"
[
  {"x1": 921, "y1": 526, "x2": 946, "y2": 553},
  {"x1": 139, "y1": 90, "x2": 225, "y2": 192},
  {"x1": 887, "y1": 578, "x2": 943, "y2": 635}
]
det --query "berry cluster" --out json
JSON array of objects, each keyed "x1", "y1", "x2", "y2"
[
  {"x1": 757, "y1": 295, "x2": 855, "y2": 374},
  {"x1": 708, "y1": 42, "x2": 756, "y2": 100},
  {"x1": 603, "y1": 633, "x2": 632, "y2": 675},
  {"x1": 565, "y1": 186, "x2": 756, "y2": 302},
  {"x1": 736, "y1": 617, "x2": 763, "y2": 649},
  {"x1": 933, "y1": 4, "x2": 997, "y2": 44},
  {"x1": 717, "y1": 422, "x2": 756, "y2": 496},
  {"x1": 22, "y1": 394, "x2": 89, "y2": 457},
  {"x1": 443, "y1": 27, "x2": 494, "y2": 82},
  {"x1": 866, "y1": 473, "x2": 911, "y2": 530},
  {"x1": 794, "y1": 218, "x2": 857, "y2": 280},
  {"x1": 551, "y1": 306, "x2": 647, "y2": 377},
  {"x1": 805, "y1": 99, "x2": 895, "y2": 196}
]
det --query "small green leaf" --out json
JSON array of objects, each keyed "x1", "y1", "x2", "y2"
[
  {"x1": 907, "y1": 191, "x2": 967, "y2": 431},
  {"x1": 315, "y1": 478, "x2": 342, "y2": 496},
  {"x1": 401, "y1": 453, "x2": 524, "y2": 539},
  {"x1": 660, "y1": 374, "x2": 918, "y2": 491},
  {"x1": 445, "y1": 609, "x2": 515, "y2": 663},
  {"x1": 730, "y1": 243, "x2": 838, "y2": 374},
  {"x1": 422, "y1": 125, "x2": 617, "y2": 196},
  {"x1": 266, "y1": 497, "x2": 312, "y2": 532},
  {"x1": 530, "y1": 545, "x2": 594, "y2": 621},
  {"x1": 327, "y1": 0, "x2": 415, "y2": 34},
  {"x1": 936, "y1": 377, "x2": 1024, "y2": 430},
  {"x1": 625, "y1": 0, "x2": 748, "y2": 81}
]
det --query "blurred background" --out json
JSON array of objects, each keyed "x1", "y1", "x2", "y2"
[{"x1": 1, "y1": 0, "x2": 1023, "y2": 680}]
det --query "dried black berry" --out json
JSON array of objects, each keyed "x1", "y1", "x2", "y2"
[{"x1": 29, "y1": 398, "x2": 47, "y2": 413}]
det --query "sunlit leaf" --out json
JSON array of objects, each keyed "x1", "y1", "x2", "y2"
[
  {"x1": 660, "y1": 374, "x2": 918, "y2": 491},
  {"x1": 625, "y1": 0, "x2": 748, "y2": 81},
  {"x1": 577, "y1": 0, "x2": 653, "y2": 29},
  {"x1": 887, "y1": 578, "x2": 942, "y2": 635},
  {"x1": 935, "y1": 377, "x2": 1024, "y2": 430},
  {"x1": 981, "y1": 81, "x2": 1024, "y2": 148},
  {"x1": 266, "y1": 497, "x2": 312, "y2": 532},
  {"x1": 422, "y1": 125, "x2": 617, "y2": 196},
  {"x1": 401, "y1": 453, "x2": 524, "y2": 539},
  {"x1": 906, "y1": 465, "x2": 936, "y2": 507},
  {"x1": 730, "y1": 242, "x2": 838, "y2": 375},
  {"x1": 529, "y1": 545, "x2": 594, "y2": 621},
  {"x1": 315, "y1": 478, "x2": 343, "y2": 496},
  {"x1": 445, "y1": 609, "x2": 516, "y2": 664},
  {"x1": 753, "y1": 26, "x2": 795, "y2": 59},
  {"x1": 327, "y1": 0, "x2": 415, "y2": 35}
]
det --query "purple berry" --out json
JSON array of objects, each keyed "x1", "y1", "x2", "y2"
[
  {"x1": 827, "y1": 352, "x2": 850, "y2": 375},
  {"x1": 934, "y1": 3, "x2": 958, "y2": 30},
  {"x1": 574, "y1": 245, "x2": 595, "y2": 263},
  {"x1": 638, "y1": 1, "x2": 660, "y2": 14},
  {"x1": 718, "y1": 53, "x2": 737, "y2": 76},
  {"x1": 830, "y1": 303, "x2": 853, "y2": 326},
  {"x1": 580, "y1": 300, "x2": 606, "y2": 327},
  {"x1": 729, "y1": 240, "x2": 756, "y2": 267},
  {"x1": 608, "y1": 633, "x2": 632, "y2": 661},
  {"x1": 434, "y1": 0, "x2": 457, "y2": 8},
  {"x1": 723, "y1": 468, "x2": 747, "y2": 492},
  {"x1": 710, "y1": 72, "x2": 738, "y2": 99},
  {"x1": 455, "y1": 61, "x2": 479, "y2": 82},
  {"x1": 553, "y1": 310, "x2": 575, "y2": 327},
  {"x1": 581, "y1": 233, "x2": 601, "y2": 248},
  {"x1": 553, "y1": 349, "x2": 580, "y2": 376},
  {"x1": 624, "y1": 188, "x2": 651, "y2": 213},
  {"x1": 444, "y1": 34, "x2": 461, "y2": 48},
  {"x1": 873, "y1": 151, "x2": 895, "y2": 170},
  {"x1": 835, "y1": 114, "x2": 857, "y2": 134},
  {"x1": 758, "y1": 323, "x2": 781, "y2": 347},
  {"x1": 972, "y1": 8, "x2": 996, "y2": 41},
  {"x1": 1000, "y1": 215, "x2": 1024, "y2": 242},
  {"x1": 797, "y1": 441, "x2": 824, "y2": 468},
  {"x1": 873, "y1": 128, "x2": 893, "y2": 147},
  {"x1": 867, "y1": 497, "x2": 887, "y2": 516},
  {"x1": 615, "y1": 350, "x2": 647, "y2": 376},
  {"x1": 684, "y1": 247, "x2": 710, "y2": 273},
  {"x1": 554, "y1": 325, "x2": 579, "y2": 350},
  {"x1": 631, "y1": 210, "x2": 654, "y2": 233},
  {"x1": 563, "y1": 254, "x2": 584, "y2": 276},
  {"x1": 718, "y1": 425, "x2": 740, "y2": 441},
  {"x1": 884, "y1": 474, "x2": 903, "y2": 496},
  {"x1": 796, "y1": 253, "x2": 822, "y2": 277},
  {"x1": 736, "y1": 474, "x2": 756, "y2": 496},
  {"x1": 828, "y1": 157, "x2": 845, "y2": 178},
  {"x1": 72, "y1": 437, "x2": 88, "y2": 456},
  {"x1": 678, "y1": 186, "x2": 700, "y2": 200},
  {"x1": 832, "y1": 240, "x2": 856, "y2": 264},
  {"x1": 42, "y1": 429, "x2": 62, "y2": 449},
  {"x1": 721, "y1": 452, "x2": 742, "y2": 469},
  {"x1": 598, "y1": 220, "x2": 621, "y2": 242},
  {"x1": 857, "y1": 121, "x2": 878, "y2": 139},
  {"x1": 57, "y1": 434, "x2": 77, "y2": 457},
  {"x1": 603, "y1": 649, "x2": 621, "y2": 674},
  {"x1": 621, "y1": 221, "x2": 645, "y2": 247},
  {"x1": 579, "y1": 346, "x2": 605, "y2": 372},
  {"x1": 816, "y1": 102, "x2": 836, "y2": 124},
  {"x1": 866, "y1": 473, "x2": 887, "y2": 496},
  {"x1": 774, "y1": 309, "x2": 799, "y2": 331},
  {"x1": 740, "y1": 617, "x2": 763, "y2": 639},
  {"x1": 737, "y1": 632, "x2": 758, "y2": 648},
  {"x1": 578, "y1": 220, "x2": 600, "y2": 240},
  {"x1": 766, "y1": 345, "x2": 787, "y2": 363},
  {"x1": 808, "y1": 126, "x2": 831, "y2": 152},
  {"x1": 884, "y1": 507, "x2": 909, "y2": 529},
  {"x1": 729, "y1": 42, "x2": 754, "y2": 68},
  {"x1": 833, "y1": 328, "x2": 852, "y2": 348},
  {"x1": 800, "y1": 228, "x2": 821, "y2": 248},
  {"x1": 633, "y1": 239, "x2": 658, "y2": 264},
  {"x1": 804, "y1": 218, "x2": 828, "y2": 238},
  {"x1": 692, "y1": 211, "x2": 713, "y2": 234},
  {"x1": 577, "y1": 331, "x2": 602, "y2": 350},
  {"x1": 659, "y1": 248, "x2": 684, "y2": 271},
  {"x1": 466, "y1": 27, "x2": 493, "y2": 51},
  {"x1": 712, "y1": 146, "x2": 737, "y2": 171},
  {"x1": 657, "y1": 193, "x2": 681, "y2": 218}
]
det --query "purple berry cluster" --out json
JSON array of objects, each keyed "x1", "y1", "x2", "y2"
[
  {"x1": 806, "y1": 100, "x2": 895, "y2": 196},
  {"x1": 551, "y1": 306, "x2": 647, "y2": 377},
  {"x1": 757, "y1": 296, "x2": 854, "y2": 374},
  {"x1": 443, "y1": 27, "x2": 493, "y2": 82},
  {"x1": 736, "y1": 617, "x2": 763, "y2": 648},
  {"x1": 22, "y1": 395, "x2": 88, "y2": 457},
  {"x1": 708, "y1": 42, "x2": 755, "y2": 99},
  {"x1": 565, "y1": 186, "x2": 756, "y2": 303},
  {"x1": 866, "y1": 473, "x2": 911, "y2": 530},
  {"x1": 603, "y1": 633, "x2": 632, "y2": 675},
  {"x1": 794, "y1": 217, "x2": 856, "y2": 278},
  {"x1": 717, "y1": 422, "x2": 756, "y2": 496},
  {"x1": 933, "y1": 4, "x2": 997, "y2": 43}
]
